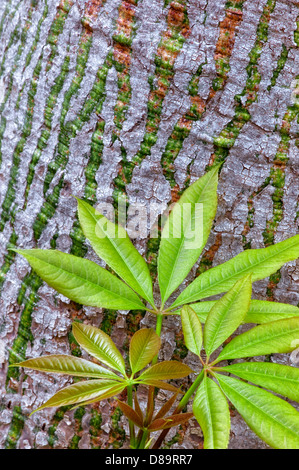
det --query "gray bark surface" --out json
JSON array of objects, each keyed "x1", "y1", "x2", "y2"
[{"x1": 0, "y1": 0, "x2": 298, "y2": 449}]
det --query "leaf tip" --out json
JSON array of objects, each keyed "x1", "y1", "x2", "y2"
[
  {"x1": 7, "y1": 247, "x2": 19, "y2": 253},
  {"x1": 29, "y1": 406, "x2": 42, "y2": 417},
  {"x1": 73, "y1": 195, "x2": 83, "y2": 204},
  {"x1": 71, "y1": 320, "x2": 82, "y2": 333}
]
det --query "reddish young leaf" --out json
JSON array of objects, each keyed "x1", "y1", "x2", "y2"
[
  {"x1": 138, "y1": 361, "x2": 192, "y2": 382},
  {"x1": 117, "y1": 400, "x2": 144, "y2": 428},
  {"x1": 140, "y1": 379, "x2": 183, "y2": 393},
  {"x1": 148, "y1": 412, "x2": 194, "y2": 431},
  {"x1": 129, "y1": 328, "x2": 161, "y2": 374},
  {"x1": 153, "y1": 391, "x2": 179, "y2": 421},
  {"x1": 134, "y1": 392, "x2": 144, "y2": 422}
]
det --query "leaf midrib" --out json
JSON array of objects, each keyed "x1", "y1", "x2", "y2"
[
  {"x1": 190, "y1": 319, "x2": 201, "y2": 356},
  {"x1": 160, "y1": 170, "x2": 215, "y2": 303},
  {"x1": 66, "y1": 384, "x2": 125, "y2": 409},
  {"x1": 29, "y1": 252, "x2": 143, "y2": 308},
  {"x1": 74, "y1": 325, "x2": 125, "y2": 374},
  {"x1": 131, "y1": 334, "x2": 156, "y2": 373},
  {"x1": 223, "y1": 364, "x2": 299, "y2": 386},
  {"x1": 175, "y1": 237, "x2": 299, "y2": 305},
  {"x1": 83, "y1": 203, "x2": 152, "y2": 303},
  {"x1": 205, "y1": 286, "x2": 241, "y2": 356},
  {"x1": 184, "y1": 311, "x2": 201, "y2": 356},
  {"x1": 204, "y1": 379, "x2": 216, "y2": 448},
  {"x1": 218, "y1": 323, "x2": 299, "y2": 360},
  {"x1": 23, "y1": 356, "x2": 120, "y2": 378},
  {"x1": 47, "y1": 380, "x2": 121, "y2": 406},
  {"x1": 217, "y1": 376, "x2": 299, "y2": 441},
  {"x1": 138, "y1": 362, "x2": 188, "y2": 380}
]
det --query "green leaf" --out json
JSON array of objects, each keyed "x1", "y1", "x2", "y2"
[
  {"x1": 243, "y1": 300, "x2": 299, "y2": 324},
  {"x1": 12, "y1": 355, "x2": 122, "y2": 380},
  {"x1": 216, "y1": 374, "x2": 299, "y2": 449},
  {"x1": 171, "y1": 234, "x2": 299, "y2": 308},
  {"x1": 157, "y1": 166, "x2": 219, "y2": 306},
  {"x1": 13, "y1": 249, "x2": 145, "y2": 310},
  {"x1": 181, "y1": 305, "x2": 202, "y2": 357},
  {"x1": 203, "y1": 275, "x2": 252, "y2": 358},
  {"x1": 216, "y1": 317, "x2": 299, "y2": 362},
  {"x1": 193, "y1": 376, "x2": 230, "y2": 449},
  {"x1": 180, "y1": 299, "x2": 299, "y2": 324},
  {"x1": 33, "y1": 380, "x2": 124, "y2": 413},
  {"x1": 72, "y1": 322, "x2": 126, "y2": 376},
  {"x1": 218, "y1": 362, "x2": 299, "y2": 402},
  {"x1": 117, "y1": 400, "x2": 144, "y2": 428},
  {"x1": 138, "y1": 361, "x2": 192, "y2": 382},
  {"x1": 129, "y1": 328, "x2": 161, "y2": 375},
  {"x1": 69, "y1": 384, "x2": 126, "y2": 409},
  {"x1": 76, "y1": 198, "x2": 154, "y2": 306}
]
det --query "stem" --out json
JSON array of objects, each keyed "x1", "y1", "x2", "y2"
[
  {"x1": 138, "y1": 429, "x2": 149, "y2": 449},
  {"x1": 177, "y1": 370, "x2": 204, "y2": 411},
  {"x1": 146, "y1": 313, "x2": 163, "y2": 420},
  {"x1": 127, "y1": 384, "x2": 135, "y2": 448},
  {"x1": 155, "y1": 313, "x2": 163, "y2": 337},
  {"x1": 152, "y1": 313, "x2": 163, "y2": 366},
  {"x1": 152, "y1": 370, "x2": 204, "y2": 449},
  {"x1": 138, "y1": 313, "x2": 164, "y2": 447}
]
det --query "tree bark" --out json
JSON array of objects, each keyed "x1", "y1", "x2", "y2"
[{"x1": 0, "y1": 0, "x2": 298, "y2": 449}]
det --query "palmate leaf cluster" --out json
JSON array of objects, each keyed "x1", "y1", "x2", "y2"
[
  {"x1": 13, "y1": 324, "x2": 191, "y2": 413},
  {"x1": 11, "y1": 166, "x2": 299, "y2": 449},
  {"x1": 181, "y1": 280, "x2": 299, "y2": 449}
]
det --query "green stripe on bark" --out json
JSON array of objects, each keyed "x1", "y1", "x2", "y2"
[
  {"x1": 113, "y1": 0, "x2": 190, "y2": 203},
  {"x1": 0, "y1": 0, "x2": 74, "y2": 230},
  {"x1": 4, "y1": 406, "x2": 25, "y2": 449},
  {"x1": 212, "y1": 0, "x2": 276, "y2": 166}
]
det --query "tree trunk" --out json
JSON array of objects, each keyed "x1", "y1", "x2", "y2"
[{"x1": 0, "y1": 0, "x2": 298, "y2": 449}]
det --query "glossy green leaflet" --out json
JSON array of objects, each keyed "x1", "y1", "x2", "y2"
[{"x1": 181, "y1": 279, "x2": 299, "y2": 449}]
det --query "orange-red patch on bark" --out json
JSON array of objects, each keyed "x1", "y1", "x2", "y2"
[
  {"x1": 215, "y1": 9, "x2": 243, "y2": 64},
  {"x1": 85, "y1": 0, "x2": 104, "y2": 18},
  {"x1": 191, "y1": 95, "x2": 206, "y2": 114},
  {"x1": 113, "y1": 43, "x2": 131, "y2": 68}
]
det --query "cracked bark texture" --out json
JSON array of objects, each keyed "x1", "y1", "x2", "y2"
[{"x1": 0, "y1": 0, "x2": 298, "y2": 449}]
